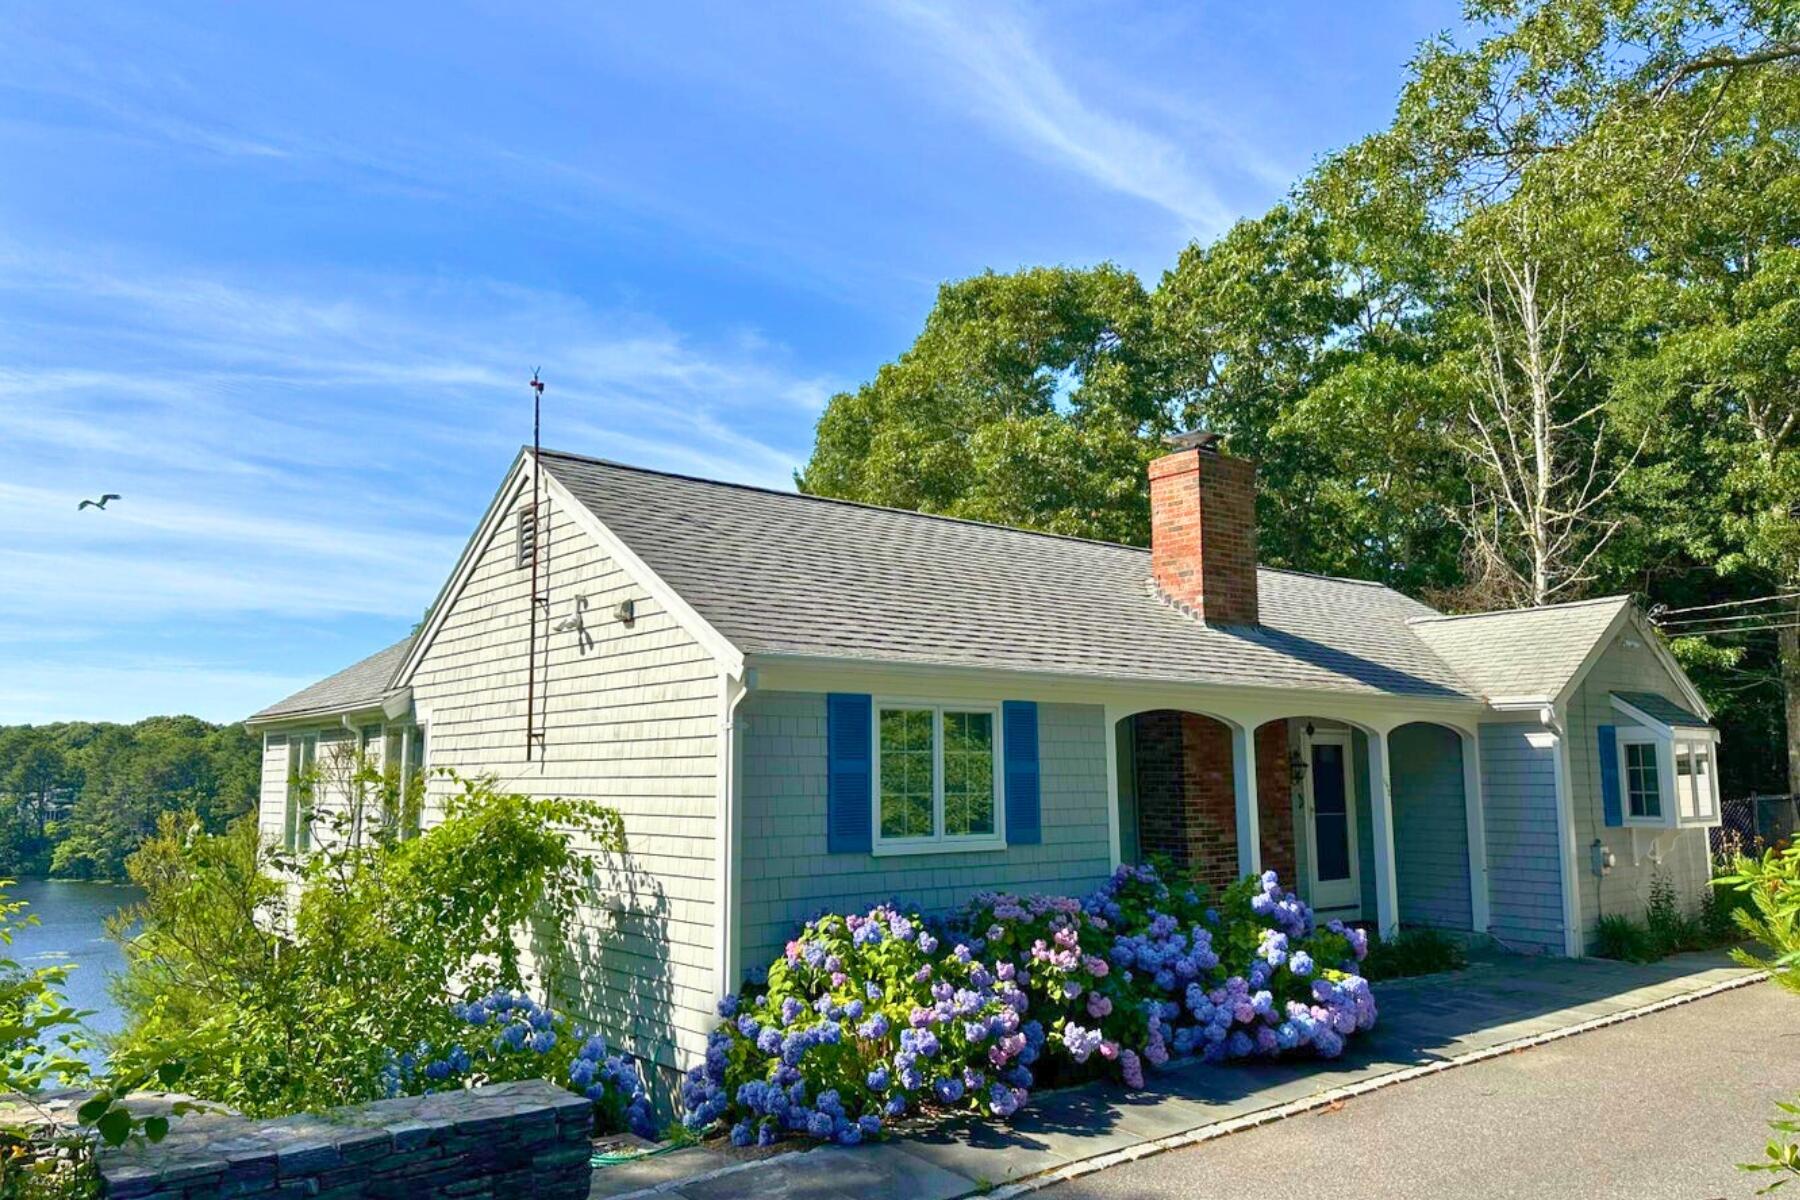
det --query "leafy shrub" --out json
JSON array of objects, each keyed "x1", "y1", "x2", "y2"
[
  {"x1": 1743, "y1": 1097, "x2": 1800, "y2": 1191},
  {"x1": 109, "y1": 770, "x2": 636, "y2": 1122},
  {"x1": 1593, "y1": 913, "x2": 1658, "y2": 963},
  {"x1": 684, "y1": 866, "x2": 1375, "y2": 1146},
  {"x1": 1645, "y1": 869, "x2": 1703, "y2": 955},
  {"x1": 0, "y1": 882, "x2": 190, "y2": 1198},
  {"x1": 1716, "y1": 844, "x2": 1800, "y2": 991},
  {"x1": 1360, "y1": 927, "x2": 1468, "y2": 981}
]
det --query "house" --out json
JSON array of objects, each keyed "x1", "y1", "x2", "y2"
[{"x1": 244, "y1": 435, "x2": 1723, "y2": 1087}]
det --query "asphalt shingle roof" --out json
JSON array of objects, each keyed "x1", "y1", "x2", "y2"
[
  {"x1": 1407, "y1": 596, "x2": 1630, "y2": 702},
  {"x1": 249, "y1": 635, "x2": 414, "y2": 722},
  {"x1": 540, "y1": 451, "x2": 1478, "y2": 701},
  {"x1": 1613, "y1": 690, "x2": 1711, "y2": 728}
]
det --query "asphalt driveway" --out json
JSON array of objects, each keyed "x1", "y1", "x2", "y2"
[{"x1": 1043, "y1": 980, "x2": 1800, "y2": 1200}]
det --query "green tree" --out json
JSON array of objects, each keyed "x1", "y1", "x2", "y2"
[{"x1": 799, "y1": 265, "x2": 1163, "y2": 545}]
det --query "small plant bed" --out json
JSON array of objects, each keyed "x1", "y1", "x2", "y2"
[
  {"x1": 1592, "y1": 869, "x2": 1744, "y2": 964},
  {"x1": 681, "y1": 866, "x2": 1377, "y2": 1148},
  {"x1": 1360, "y1": 927, "x2": 1469, "y2": 982}
]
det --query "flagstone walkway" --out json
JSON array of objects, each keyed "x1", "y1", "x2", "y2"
[{"x1": 589, "y1": 948, "x2": 1762, "y2": 1200}]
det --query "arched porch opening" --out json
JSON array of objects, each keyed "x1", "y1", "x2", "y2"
[
  {"x1": 1112, "y1": 710, "x2": 1292, "y2": 897},
  {"x1": 1388, "y1": 720, "x2": 1480, "y2": 933}
]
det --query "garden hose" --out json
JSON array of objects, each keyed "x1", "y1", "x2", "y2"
[{"x1": 591, "y1": 1143, "x2": 683, "y2": 1169}]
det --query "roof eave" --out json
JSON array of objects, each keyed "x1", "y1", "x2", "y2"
[
  {"x1": 245, "y1": 688, "x2": 411, "y2": 731},
  {"x1": 743, "y1": 650, "x2": 1485, "y2": 713}
]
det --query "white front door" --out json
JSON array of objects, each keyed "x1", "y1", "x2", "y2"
[{"x1": 1304, "y1": 732, "x2": 1362, "y2": 914}]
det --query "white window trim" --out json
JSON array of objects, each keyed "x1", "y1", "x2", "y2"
[
  {"x1": 1616, "y1": 726, "x2": 1721, "y2": 829},
  {"x1": 1671, "y1": 734, "x2": 1720, "y2": 825},
  {"x1": 285, "y1": 732, "x2": 318, "y2": 853},
  {"x1": 871, "y1": 698, "x2": 1007, "y2": 857},
  {"x1": 1616, "y1": 729, "x2": 1666, "y2": 827}
]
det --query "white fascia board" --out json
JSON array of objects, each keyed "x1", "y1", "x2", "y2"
[
  {"x1": 746, "y1": 653, "x2": 1483, "y2": 726},
  {"x1": 538, "y1": 467, "x2": 745, "y2": 680},
  {"x1": 393, "y1": 451, "x2": 532, "y2": 690},
  {"x1": 245, "y1": 700, "x2": 392, "y2": 732},
  {"x1": 1484, "y1": 695, "x2": 1556, "y2": 713}
]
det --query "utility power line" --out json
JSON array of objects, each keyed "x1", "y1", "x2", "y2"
[
  {"x1": 1652, "y1": 591, "x2": 1800, "y2": 619},
  {"x1": 1657, "y1": 608, "x2": 1800, "y2": 630},
  {"x1": 1661, "y1": 621, "x2": 1800, "y2": 638}
]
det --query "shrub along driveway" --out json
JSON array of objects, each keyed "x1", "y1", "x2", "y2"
[
  {"x1": 1043, "y1": 976, "x2": 1797, "y2": 1199},
  {"x1": 592, "y1": 949, "x2": 1764, "y2": 1199}
]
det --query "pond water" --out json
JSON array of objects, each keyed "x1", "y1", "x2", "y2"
[{"x1": 7, "y1": 878, "x2": 144, "y2": 1064}]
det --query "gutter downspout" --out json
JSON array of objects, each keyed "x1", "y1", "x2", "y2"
[{"x1": 714, "y1": 670, "x2": 750, "y2": 1011}]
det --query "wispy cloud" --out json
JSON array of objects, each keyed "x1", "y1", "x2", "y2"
[
  {"x1": 879, "y1": 0, "x2": 1235, "y2": 235},
  {"x1": 0, "y1": 243, "x2": 840, "y2": 719}
]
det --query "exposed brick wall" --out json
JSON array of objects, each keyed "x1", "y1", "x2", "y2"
[
  {"x1": 1256, "y1": 721, "x2": 1296, "y2": 886},
  {"x1": 1148, "y1": 447, "x2": 1259, "y2": 626},
  {"x1": 1131, "y1": 713, "x2": 1295, "y2": 897},
  {"x1": 1131, "y1": 712, "x2": 1233, "y2": 896}
]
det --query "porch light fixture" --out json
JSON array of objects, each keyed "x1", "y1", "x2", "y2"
[{"x1": 1288, "y1": 748, "x2": 1308, "y2": 784}]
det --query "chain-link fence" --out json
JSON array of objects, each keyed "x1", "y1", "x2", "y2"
[{"x1": 1715, "y1": 793, "x2": 1800, "y2": 856}]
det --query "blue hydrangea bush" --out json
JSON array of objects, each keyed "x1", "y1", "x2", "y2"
[
  {"x1": 687, "y1": 867, "x2": 1374, "y2": 1146},
  {"x1": 384, "y1": 990, "x2": 657, "y2": 1139},
  {"x1": 682, "y1": 906, "x2": 1042, "y2": 1147},
  {"x1": 976, "y1": 866, "x2": 1375, "y2": 1087}
]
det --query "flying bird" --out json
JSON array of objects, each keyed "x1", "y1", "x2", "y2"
[{"x1": 77, "y1": 494, "x2": 121, "y2": 511}]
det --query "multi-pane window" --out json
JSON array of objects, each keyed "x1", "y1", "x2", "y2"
[
  {"x1": 942, "y1": 711, "x2": 997, "y2": 838},
  {"x1": 1675, "y1": 740, "x2": 1716, "y2": 823},
  {"x1": 382, "y1": 723, "x2": 427, "y2": 840},
  {"x1": 875, "y1": 703, "x2": 1001, "y2": 851},
  {"x1": 1623, "y1": 740, "x2": 1661, "y2": 820},
  {"x1": 284, "y1": 733, "x2": 317, "y2": 853}
]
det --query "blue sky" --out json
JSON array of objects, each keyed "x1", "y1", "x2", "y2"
[{"x1": 0, "y1": 1, "x2": 1458, "y2": 724}]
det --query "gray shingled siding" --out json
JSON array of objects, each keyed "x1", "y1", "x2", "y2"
[
  {"x1": 737, "y1": 691, "x2": 1113, "y2": 969},
  {"x1": 407, "y1": 491, "x2": 722, "y2": 1080},
  {"x1": 1479, "y1": 722, "x2": 1566, "y2": 953},
  {"x1": 1565, "y1": 635, "x2": 1713, "y2": 947},
  {"x1": 1389, "y1": 722, "x2": 1473, "y2": 930}
]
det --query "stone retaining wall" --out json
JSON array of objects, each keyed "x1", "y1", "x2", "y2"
[{"x1": 99, "y1": 1079, "x2": 592, "y2": 1199}]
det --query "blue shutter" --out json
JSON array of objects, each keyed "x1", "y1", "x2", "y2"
[
  {"x1": 1003, "y1": 700, "x2": 1041, "y2": 845},
  {"x1": 826, "y1": 693, "x2": 873, "y2": 854},
  {"x1": 1598, "y1": 724, "x2": 1622, "y2": 828}
]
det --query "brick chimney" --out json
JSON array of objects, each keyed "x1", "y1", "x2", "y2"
[{"x1": 1148, "y1": 430, "x2": 1259, "y2": 625}]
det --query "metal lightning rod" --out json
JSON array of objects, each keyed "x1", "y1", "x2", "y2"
[{"x1": 527, "y1": 369, "x2": 545, "y2": 762}]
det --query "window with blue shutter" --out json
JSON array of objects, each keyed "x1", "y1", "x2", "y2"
[
  {"x1": 1597, "y1": 724, "x2": 1622, "y2": 828},
  {"x1": 1003, "y1": 700, "x2": 1041, "y2": 845},
  {"x1": 826, "y1": 693, "x2": 873, "y2": 853}
]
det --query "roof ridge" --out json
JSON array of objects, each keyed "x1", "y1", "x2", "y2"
[
  {"x1": 534, "y1": 447, "x2": 1149, "y2": 553},
  {"x1": 1406, "y1": 594, "x2": 1631, "y2": 625},
  {"x1": 537, "y1": 449, "x2": 1421, "y2": 597}
]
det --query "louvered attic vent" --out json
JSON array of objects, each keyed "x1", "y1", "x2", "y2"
[{"x1": 515, "y1": 505, "x2": 538, "y2": 569}]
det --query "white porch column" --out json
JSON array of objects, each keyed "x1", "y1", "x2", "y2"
[
  {"x1": 1231, "y1": 721, "x2": 1261, "y2": 879},
  {"x1": 1103, "y1": 707, "x2": 1123, "y2": 870},
  {"x1": 1366, "y1": 726, "x2": 1400, "y2": 939},
  {"x1": 1458, "y1": 728, "x2": 1491, "y2": 933}
]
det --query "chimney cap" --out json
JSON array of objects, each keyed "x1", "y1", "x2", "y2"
[{"x1": 1163, "y1": 428, "x2": 1224, "y2": 453}]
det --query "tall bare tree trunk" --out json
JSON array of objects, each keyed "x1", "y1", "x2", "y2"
[{"x1": 1783, "y1": 609, "x2": 1800, "y2": 793}]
